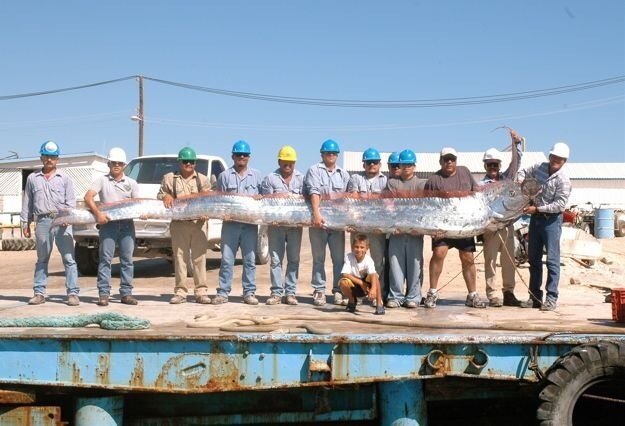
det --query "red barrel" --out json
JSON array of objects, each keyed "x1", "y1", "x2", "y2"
[{"x1": 611, "y1": 288, "x2": 625, "y2": 323}]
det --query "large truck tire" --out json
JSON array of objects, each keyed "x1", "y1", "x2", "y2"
[
  {"x1": 1, "y1": 238, "x2": 36, "y2": 251},
  {"x1": 255, "y1": 225, "x2": 269, "y2": 265},
  {"x1": 537, "y1": 341, "x2": 625, "y2": 425},
  {"x1": 75, "y1": 243, "x2": 99, "y2": 276}
]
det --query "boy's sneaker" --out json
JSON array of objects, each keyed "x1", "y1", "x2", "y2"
[
  {"x1": 465, "y1": 293, "x2": 487, "y2": 308},
  {"x1": 385, "y1": 299, "x2": 401, "y2": 308},
  {"x1": 520, "y1": 298, "x2": 542, "y2": 309},
  {"x1": 313, "y1": 291, "x2": 326, "y2": 306},
  {"x1": 540, "y1": 299, "x2": 557, "y2": 311},
  {"x1": 424, "y1": 292, "x2": 438, "y2": 309},
  {"x1": 266, "y1": 295, "x2": 282, "y2": 305},
  {"x1": 346, "y1": 300, "x2": 357, "y2": 313},
  {"x1": 243, "y1": 294, "x2": 259, "y2": 305},
  {"x1": 285, "y1": 295, "x2": 298, "y2": 305},
  {"x1": 375, "y1": 306, "x2": 386, "y2": 315},
  {"x1": 333, "y1": 292, "x2": 344, "y2": 305}
]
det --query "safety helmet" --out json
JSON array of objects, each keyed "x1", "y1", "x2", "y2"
[
  {"x1": 549, "y1": 142, "x2": 570, "y2": 159},
  {"x1": 232, "y1": 140, "x2": 251, "y2": 154},
  {"x1": 387, "y1": 152, "x2": 400, "y2": 164},
  {"x1": 482, "y1": 148, "x2": 502, "y2": 163},
  {"x1": 107, "y1": 147, "x2": 127, "y2": 163},
  {"x1": 398, "y1": 149, "x2": 417, "y2": 165},
  {"x1": 39, "y1": 140, "x2": 60, "y2": 156},
  {"x1": 320, "y1": 139, "x2": 340, "y2": 154},
  {"x1": 178, "y1": 147, "x2": 197, "y2": 161},
  {"x1": 277, "y1": 145, "x2": 297, "y2": 162},
  {"x1": 362, "y1": 148, "x2": 381, "y2": 162}
]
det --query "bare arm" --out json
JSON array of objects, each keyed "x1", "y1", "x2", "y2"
[{"x1": 84, "y1": 189, "x2": 109, "y2": 225}]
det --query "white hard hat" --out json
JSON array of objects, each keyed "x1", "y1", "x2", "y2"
[
  {"x1": 483, "y1": 148, "x2": 503, "y2": 162},
  {"x1": 107, "y1": 147, "x2": 127, "y2": 163},
  {"x1": 549, "y1": 142, "x2": 570, "y2": 159},
  {"x1": 440, "y1": 147, "x2": 458, "y2": 158}
]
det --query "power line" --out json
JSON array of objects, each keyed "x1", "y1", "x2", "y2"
[{"x1": 0, "y1": 76, "x2": 136, "y2": 101}]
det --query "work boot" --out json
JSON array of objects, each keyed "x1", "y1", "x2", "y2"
[
  {"x1": 285, "y1": 295, "x2": 298, "y2": 305},
  {"x1": 195, "y1": 295, "x2": 211, "y2": 304},
  {"x1": 67, "y1": 294, "x2": 80, "y2": 306},
  {"x1": 169, "y1": 295, "x2": 187, "y2": 304},
  {"x1": 243, "y1": 293, "x2": 259, "y2": 305},
  {"x1": 121, "y1": 295, "x2": 138, "y2": 305},
  {"x1": 212, "y1": 295, "x2": 228, "y2": 305},
  {"x1": 28, "y1": 294, "x2": 46, "y2": 305},
  {"x1": 520, "y1": 298, "x2": 542, "y2": 309},
  {"x1": 488, "y1": 297, "x2": 503, "y2": 307},
  {"x1": 97, "y1": 295, "x2": 109, "y2": 307},
  {"x1": 313, "y1": 291, "x2": 326, "y2": 306},
  {"x1": 346, "y1": 298, "x2": 357, "y2": 313},
  {"x1": 266, "y1": 295, "x2": 282, "y2": 305},
  {"x1": 503, "y1": 291, "x2": 521, "y2": 307}
]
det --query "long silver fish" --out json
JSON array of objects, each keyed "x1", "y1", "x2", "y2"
[{"x1": 52, "y1": 180, "x2": 536, "y2": 238}]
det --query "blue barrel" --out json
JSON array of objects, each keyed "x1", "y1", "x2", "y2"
[{"x1": 594, "y1": 208, "x2": 615, "y2": 239}]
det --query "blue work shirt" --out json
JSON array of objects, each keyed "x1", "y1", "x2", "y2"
[
  {"x1": 260, "y1": 169, "x2": 304, "y2": 195},
  {"x1": 217, "y1": 166, "x2": 262, "y2": 195},
  {"x1": 303, "y1": 163, "x2": 350, "y2": 197},
  {"x1": 347, "y1": 172, "x2": 388, "y2": 194},
  {"x1": 21, "y1": 169, "x2": 75, "y2": 222}
]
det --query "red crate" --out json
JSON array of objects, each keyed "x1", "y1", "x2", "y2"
[{"x1": 611, "y1": 288, "x2": 625, "y2": 323}]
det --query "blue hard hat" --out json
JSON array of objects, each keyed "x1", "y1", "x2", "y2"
[
  {"x1": 232, "y1": 140, "x2": 251, "y2": 154},
  {"x1": 39, "y1": 140, "x2": 60, "y2": 156},
  {"x1": 362, "y1": 148, "x2": 381, "y2": 161},
  {"x1": 387, "y1": 152, "x2": 401, "y2": 164},
  {"x1": 398, "y1": 149, "x2": 417, "y2": 165},
  {"x1": 320, "y1": 139, "x2": 340, "y2": 153}
]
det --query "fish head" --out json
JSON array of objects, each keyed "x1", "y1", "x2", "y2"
[{"x1": 484, "y1": 180, "x2": 531, "y2": 225}]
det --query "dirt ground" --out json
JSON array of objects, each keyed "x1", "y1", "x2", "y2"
[{"x1": 1, "y1": 229, "x2": 623, "y2": 337}]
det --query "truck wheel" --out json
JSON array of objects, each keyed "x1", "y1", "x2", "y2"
[
  {"x1": 537, "y1": 341, "x2": 625, "y2": 425},
  {"x1": 75, "y1": 244, "x2": 99, "y2": 276},
  {"x1": 1, "y1": 238, "x2": 36, "y2": 251},
  {"x1": 255, "y1": 225, "x2": 269, "y2": 265}
]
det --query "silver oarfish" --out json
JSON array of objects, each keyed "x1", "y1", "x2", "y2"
[{"x1": 52, "y1": 180, "x2": 535, "y2": 238}]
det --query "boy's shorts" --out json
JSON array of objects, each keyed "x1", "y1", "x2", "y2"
[
  {"x1": 340, "y1": 275, "x2": 372, "y2": 297},
  {"x1": 432, "y1": 237, "x2": 476, "y2": 252}
]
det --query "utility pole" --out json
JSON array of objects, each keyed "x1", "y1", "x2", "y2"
[{"x1": 137, "y1": 75, "x2": 144, "y2": 156}]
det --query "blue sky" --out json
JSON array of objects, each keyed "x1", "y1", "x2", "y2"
[{"x1": 1, "y1": 0, "x2": 623, "y2": 174}]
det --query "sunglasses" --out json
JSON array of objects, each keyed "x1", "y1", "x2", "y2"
[
  {"x1": 486, "y1": 162, "x2": 500, "y2": 168},
  {"x1": 442, "y1": 156, "x2": 457, "y2": 163},
  {"x1": 365, "y1": 160, "x2": 380, "y2": 166},
  {"x1": 234, "y1": 153, "x2": 250, "y2": 158},
  {"x1": 388, "y1": 163, "x2": 401, "y2": 168},
  {"x1": 42, "y1": 155, "x2": 59, "y2": 160},
  {"x1": 181, "y1": 160, "x2": 196, "y2": 165},
  {"x1": 109, "y1": 161, "x2": 125, "y2": 167}
]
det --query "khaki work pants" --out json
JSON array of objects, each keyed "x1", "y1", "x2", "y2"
[
  {"x1": 170, "y1": 220, "x2": 209, "y2": 297},
  {"x1": 483, "y1": 224, "x2": 516, "y2": 300}
]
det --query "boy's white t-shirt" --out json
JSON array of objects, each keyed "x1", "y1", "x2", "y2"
[{"x1": 341, "y1": 252, "x2": 376, "y2": 278}]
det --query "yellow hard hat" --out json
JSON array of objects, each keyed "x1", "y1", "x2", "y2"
[{"x1": 278, "y1": 145, "x2": 297, "y2": 161}]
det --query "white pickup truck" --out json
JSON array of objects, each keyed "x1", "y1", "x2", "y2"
[{"x1": 73, "y1": 154, "x2": 269, "y2": 275}]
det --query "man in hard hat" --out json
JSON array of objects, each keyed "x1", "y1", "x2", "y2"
[
  {"x1": 347, "y1": 147, "x2": 387, "y2": 306},
  {"x1": 423, "y1": 147, "x2": 488, "y2": 309},
  {"x1": 20, "y1": 141, "x2": 80, "y2": 306},
  {"x1": 479, "y1": 130, "x2": 524, "y2": 307},
  {"x1": 304, "y1": 139, "x2": 350, "y2": 306},
  {"x1": 84, "y1": 147, "x2": 140, "y2": 306},
  {"x1": 158, "y1": 147, "x2": 212, "y2": 304},
  {"x1": 385, "y1": 149, "x2": 427, "y2": 309},
  {"x1": 387, "y1": 151, "x2": 402, "y2": 180},
  {"x1": 518, "y1": 142, "x2": 572, "y2": 311},
  {"x1": 213, "y1": 140, "x2": 263, "y2": 305},
  {"x1": 260, "y1": 145, "x2": 304, "y2": 305}
]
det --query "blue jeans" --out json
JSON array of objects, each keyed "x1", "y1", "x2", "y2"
[
  {"x1": 388, "y1": 234, "x2": 424, "y2": 303},
  {"x1": 528, "y1": 214, "x2": 562, "y2": 303},
  {"x1": 33, "y1": 216, "x2": 78, "y2": 296},
  {"x1": 268, "y1": 226, "x2": 302, "y2": 296},
  {"x1": 217, "y1": 221, "x2": 257, "y2": 297},
  {"x1": 97, "y1": 220, "x2": 135, "y2": 296},
  {"x1": 309, "y1": 227, "x2": 345, "y2": 294}
]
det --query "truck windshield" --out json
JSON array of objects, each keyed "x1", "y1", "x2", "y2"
[{"x1": 125, "y1": 158, "x2": 209, "y2": 184}]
